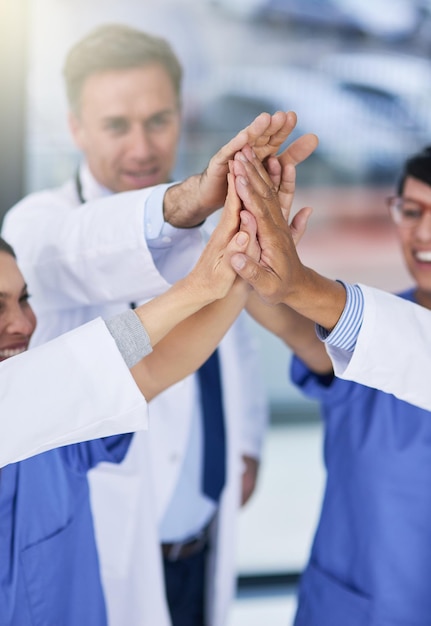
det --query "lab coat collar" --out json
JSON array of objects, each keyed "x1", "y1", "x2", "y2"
[{"x1": 77, "y1": 162, "x2": 112, "y2": 203}]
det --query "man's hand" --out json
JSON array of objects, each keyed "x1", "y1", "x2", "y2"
[
  {"x1": 230, "y1": 146, "x2": 346, "y2": 331},
  {"x1": 230, "y1": 145, "x2": 312, "y2": 306},
  {"x1": 185, "y1": 169, "x2": 260, "y2": 304},
  {"x1": 241, "y1": 455, "x2": 259, "y2": 506},
  {"x1": 164, "y1": 111, "x2": 318, "y2": 228}
]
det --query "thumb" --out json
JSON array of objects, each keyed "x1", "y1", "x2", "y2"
[
  {"x1": 231, "y1": 253, "x2": 263, "y2": 287},
  {"x1": 231, "y1": 254, "x2": 280, "y2": 305},
  {"x1": 290, "y1": 206, "x2": 313, "y2": 246}
]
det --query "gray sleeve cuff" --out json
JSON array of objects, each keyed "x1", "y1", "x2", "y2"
[{"x1": 105, "y1": 309, "x2": 153, "y2": 368}]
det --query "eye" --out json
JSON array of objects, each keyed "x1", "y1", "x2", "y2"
[
  {"x1": 19, "y1": 292, "x2": 31, "y2": 307},
  {"x1": 401, "y1": 205, "x2": 423, "y2": 220},
  {"x1": 146, "y1": 113, "x2": 175, "y2": 133},
  {"x1": 105, "y1": 118, "x2": 129, "y2": 134}
]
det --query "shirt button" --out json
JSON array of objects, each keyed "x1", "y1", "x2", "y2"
[
  {"x1": 162, "y1": 236, "x2": 172, "y2": 243},
  {"x1": 170, "y1": 453, "x2": 179, "y2": 463}
]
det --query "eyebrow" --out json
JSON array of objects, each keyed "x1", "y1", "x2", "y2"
[{"x1": 0, "y1": 283, "x2": 29, "y2": 299}]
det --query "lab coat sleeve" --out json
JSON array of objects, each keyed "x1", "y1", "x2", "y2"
[
  {"x1": 327, "y1": 284, "x2": 431, "y2": 412},
  {"x1": 0, "y1": 318, "x2": 148, "y2": 467},
  {"x1": 2, "y1": 185, "x2": 203, "y2": 312}
]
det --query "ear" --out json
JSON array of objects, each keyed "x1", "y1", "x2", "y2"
[{"x1": 68, "y1": 111, "x2": 85, "y2": 150}]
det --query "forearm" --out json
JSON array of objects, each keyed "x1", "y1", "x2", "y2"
[
  {"x1": 163, "y1": 174, "x2": 219, "y2": 228},
  {"x1": 131, "y1": 281, "x2": 249, "y2": 401},
  {"x1": 277, "y1": 267, "x2": 347, "y2": 333},
  {"x1": 246, "y1": 290, "x2": 332, "y2": 373},
  {"x1": 133, "y1": 276, "x2": 215, "y2": 348}
]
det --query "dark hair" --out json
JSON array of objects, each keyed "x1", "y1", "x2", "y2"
[
  {"x1": 397, "y1": 146, "x2": 431, "y2": 195},
  {"x1": 0, "y1": 237, "x2": 16, "y2": 258},
  {"x1": 63, "y1": 23, "x2": 183, "y2": 114}
]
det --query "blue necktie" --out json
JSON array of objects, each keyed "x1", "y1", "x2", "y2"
[{"x1": 197, "y1": 349, "x2": 226, "y2": 502}]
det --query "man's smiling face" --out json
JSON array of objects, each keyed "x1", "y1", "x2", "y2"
[{"x1": 69, "y1": 63, "x2": 182, "y2": 193}]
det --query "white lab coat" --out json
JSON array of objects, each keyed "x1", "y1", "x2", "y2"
[
  {"x1": 3, "y1": 179, "x2": 269, "y2": 626},
  {"x1": 0, "y1": 317, "x2": 148, "y2": 468},
  {"x1": 327, "y1": 283, "x2": 431, "y2": 412}
]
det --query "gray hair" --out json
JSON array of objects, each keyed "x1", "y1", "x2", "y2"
[{"x1": 63, "y1": 23, "x2": 183, "y2": 114}]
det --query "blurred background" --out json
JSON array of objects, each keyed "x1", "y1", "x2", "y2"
[{"x1": 1, "y1": 0, "x2": 428, "y2": 623}]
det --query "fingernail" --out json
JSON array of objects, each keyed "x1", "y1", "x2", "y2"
[
  {"x1": 237, "y1": 175, "x2": 248, "y2": 186},
  {"x1": 236, "y1": 152, "x2": 247, "y2": 162},
  {"x1": 232, "y1": 254, "x2": 246, "y2": 270},
  {"x1": 236, "y1": 232, "x2": 248, "y2": 245}
]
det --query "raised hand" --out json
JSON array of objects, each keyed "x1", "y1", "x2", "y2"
[
  {"x1": 230, "y1": 147, "x2": 345, "y2": 332},
  {"x1": 185, "y1": 169, "x2": 260, "y2": 304},
  {"x1": 229, "y1": 145, "x2": 312, "y2": 305},
  {"x1": 164, "y1": 111, "x2": 318, "y2": 228}
]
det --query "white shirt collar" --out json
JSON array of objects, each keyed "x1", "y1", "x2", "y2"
[{"x1": 78, "y1": 162, "x2": 112, "y2": 202}]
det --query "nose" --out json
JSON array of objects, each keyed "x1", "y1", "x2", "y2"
[
  {"x1": 127, "y1": 126, "x2": 154, "y2": 161},
  {"x1": 6, "y1": 304, "x2": 35, "y2": 337},
  {"x1": 414, "y1": 208, "x2": 431, "y2": 242}
]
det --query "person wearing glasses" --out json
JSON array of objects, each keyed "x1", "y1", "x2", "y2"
[{"x1": 228, "y1": 145, "x2": 431, "y2": 626}]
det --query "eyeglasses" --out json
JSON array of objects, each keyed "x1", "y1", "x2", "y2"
[{"x1": 386, "y1": 196, "x2": 431, "y2": 227}]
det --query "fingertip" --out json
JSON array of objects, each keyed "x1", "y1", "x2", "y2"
[
  {"x1": 236, "y1": 175, "x2": 248, "y2": 187},
  {"x1": 231, "y1": 253, "x2": 246, "y2": 271},
  {"x1": 286, "y1": 110, "x2": 297, "y2": 125},
  {"x1": 236, "y1": 231, "x2": 249, "y2": 247},
  {"x1": 234, "y1": 151, "x2": 248, "y2": 163},
  {"x1": 240, "y1": 210, "x2": 249, "y2": 225}
]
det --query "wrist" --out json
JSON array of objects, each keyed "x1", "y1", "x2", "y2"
[
  {"x1": 163, "y1": 175, "x2": 209, "y2": 228},
  {"x1": 286, "y1": 267, "x2": 346, "y2": 331}
]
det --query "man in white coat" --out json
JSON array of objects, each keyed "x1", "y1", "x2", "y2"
[{"x1": 2, "y1": 24, "x2": 318, "y2": 626}]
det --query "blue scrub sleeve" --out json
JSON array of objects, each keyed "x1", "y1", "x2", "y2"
[{"x1": 60, "y1": 434, "x2": 133, "y2": 474}]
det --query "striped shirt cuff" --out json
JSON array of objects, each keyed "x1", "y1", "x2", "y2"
[
  {"x1": 316, "y1": 281, "x2": 364, "y2": 352},
  {"x1": 105, "y1": 310, "x2": 153, "y2": 368}
]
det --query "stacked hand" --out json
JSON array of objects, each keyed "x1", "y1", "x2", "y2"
[
  {"x1": 229, "y1": 143, "x2": 346, "y2": 333},
  {"x1": 164, "y1": 110, "x2": 318, "y2": 228},
  {"x1": 185, "y1": 167, "x2": 261, "y2": 304},
  {"x1": 230, "y1": 144, "x2": 312, "y2": 306}
]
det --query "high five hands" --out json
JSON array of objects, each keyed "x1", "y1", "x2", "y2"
[
  {"x1": 229, "y1": 143, "x2": 347, "y2": 332},
  {"x1": 164, "y1": 111, "x2": 318, "y2": 228},
  {"x1": 230, "y1": 143, "x2": 312, "y2": 307}
]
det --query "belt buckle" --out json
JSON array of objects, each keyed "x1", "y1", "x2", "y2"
[
  {"x1": 166, "y1": 540, "x2": 186, "y2": 562},
  {"x1": 163, "y1": 521, "x2": 212, "y2": 562}
]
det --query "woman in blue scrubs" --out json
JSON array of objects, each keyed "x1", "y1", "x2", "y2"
[
  {"x1": 0, "y1": 172, "x2": 255, "y2": 625},
  {"x1": 0, "y1": 237, "x2": 129, "y2": 625}
]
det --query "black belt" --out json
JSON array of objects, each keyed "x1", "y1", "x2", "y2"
[{"x1": 161, "y1": 522, "x2": 212, "y2": 561}]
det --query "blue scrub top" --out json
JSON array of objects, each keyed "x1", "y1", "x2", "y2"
[
  {"x1": 0, "y1": 434, "x2": 132, "y2": 626},
  {"x1": 291, "y1": 288, "x2": 431, "y2": 626}
]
